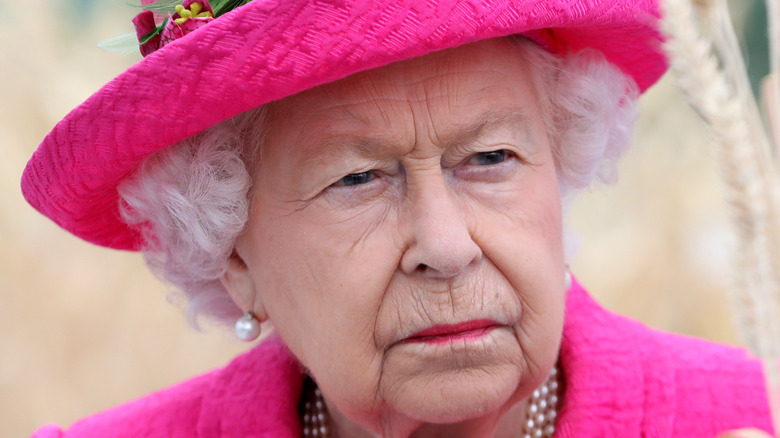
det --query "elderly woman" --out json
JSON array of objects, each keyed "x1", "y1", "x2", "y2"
[{"x1": 23, "y1": 0, "x2": 777, "y2": 436}]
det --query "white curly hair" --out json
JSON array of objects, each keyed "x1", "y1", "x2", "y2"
[{"x1": 118, "y1": 37, "x2": 639, "y2": 328}]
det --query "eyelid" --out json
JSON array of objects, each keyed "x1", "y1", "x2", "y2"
[
  {"x1": 330, "y1": 169, "x2": 386, "y2": 190},
  {"x1": 323, "y1": 170, "x2": 396, "y2": 209},
  {"x1": 447, "y1": 148, "x2": 518, "y2": 168},
  {"x1": 451, "y1": 149, "x2": 522, "y2": 181},
  {"x1": 465, "y1": 150, "x2": 509, "y2": 166},
  {"x1": 445, "y1": 141, "x2": 515, "y2": 164}
]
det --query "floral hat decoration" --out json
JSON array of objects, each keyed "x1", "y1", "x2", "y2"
[
  {"x1": 21, "y1": 0, "x2": 667, "y2": 250},
  {"x1": 133, "y1": 0, "x2": 249, "y2": 56}
]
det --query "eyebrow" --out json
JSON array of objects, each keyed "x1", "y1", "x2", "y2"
[
  {"x1": 441, "y1": 107, "x2": 534, "y2": 151},
  {"x1": 304, "y1": 106, "x2": 535, "y2": 165}
]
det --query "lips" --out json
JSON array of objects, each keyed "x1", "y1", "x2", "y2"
[{"x1": 400, "y1": 319, "x2": 500, "y2": 345}]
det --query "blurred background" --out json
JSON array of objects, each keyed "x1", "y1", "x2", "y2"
[{"x1": 0, "y1": 0, "x2": 772, "y2": 436}]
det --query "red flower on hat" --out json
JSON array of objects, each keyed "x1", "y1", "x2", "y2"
[
  {"x1": 160, "y1": 1, "x2": 215, "y2": 47},
  {"x1": 133, "y1": 10, "x2": 162, "y2": 57},
  {"x1": 133, "y1": 0, "x2": 215, "y2": 57}
]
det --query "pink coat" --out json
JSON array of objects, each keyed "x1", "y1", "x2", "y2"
[{"x1": 32, "y1": 280, "x2": 776, "y2": 437}]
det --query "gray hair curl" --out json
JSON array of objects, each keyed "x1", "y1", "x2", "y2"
[{"x1": 118, "y1": 38, "x2": 639, "y2": 328}]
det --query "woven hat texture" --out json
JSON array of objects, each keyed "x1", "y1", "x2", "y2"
[{"x1": 22, "y1": 0, "x2": 666, "y2": 250}]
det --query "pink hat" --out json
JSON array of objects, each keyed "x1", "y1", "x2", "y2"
[{"x1": 22, "y1": 0, "x2": 666, "y2": 250}]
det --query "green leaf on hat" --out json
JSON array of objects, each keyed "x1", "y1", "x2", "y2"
[
  {"x1": 210, "y1": 0, "x2": 253, "y2": 16},
  {"x1": 129, "y1": 0, "x2": 253, "y2": 17},
  {"x1": 132, "y1": 0, "x2": 181, "y2": 13},
  {"x1": 126, "y1": 0, "x2": 180, "y2": 13},
  {"x1": 97, "y1": 32, "x2": 141, "y2": 55},
  {"x1": 139, "y1": 17, "x2": 169, "y2": 44}
]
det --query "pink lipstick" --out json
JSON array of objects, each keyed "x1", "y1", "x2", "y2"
[{"x1": 401, "y1": 319, "x2": 499, "y2": 345}]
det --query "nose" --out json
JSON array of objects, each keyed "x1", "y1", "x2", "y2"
[{"x1": 399, "y1": 172, "x2": 482, "y2": 279}]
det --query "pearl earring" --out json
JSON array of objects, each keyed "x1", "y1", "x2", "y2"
[
  {"x1": 565, "y1": 268, "x2": 572, "y2": 290},
  {"x1": 235, "y1": 312, "x2": 262, "y2": 341}
]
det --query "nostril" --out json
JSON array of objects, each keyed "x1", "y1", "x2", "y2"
[{"x1": 416, "y1": 263, "x2": 429, "y2": 272}]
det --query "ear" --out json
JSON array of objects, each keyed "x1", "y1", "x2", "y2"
[{"x1": 220, "y1": 250, "x2": 268, "y2": 321}]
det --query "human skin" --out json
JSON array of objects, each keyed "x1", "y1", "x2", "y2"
[
  {"x1": 717, "y1": 430, "x2": 774, "y2": 438},
  {"x1": 220, "y1": 38, "x2": 567, "y2": 437}
]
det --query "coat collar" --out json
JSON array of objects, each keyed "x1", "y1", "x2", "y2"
[
  {"x1": 197, "y1": 335, "x2": 305, "y2": 437},
  {"x1": 555, "y1": 277, "x2": 675, "y2": 436}
]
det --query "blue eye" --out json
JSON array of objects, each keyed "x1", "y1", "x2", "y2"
[
  {"x1": 338, "y1": 171, "x2": 374, "y2": 186},
  {"x1": 473, "y1": 150, "x2": 509, "y2": 165}
]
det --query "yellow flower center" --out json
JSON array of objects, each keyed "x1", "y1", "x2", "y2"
[{"x1": 174, "y1": 3, "x2": 213, "y2": 25}]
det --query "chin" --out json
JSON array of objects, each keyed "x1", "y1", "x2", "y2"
[{"x1": 386, "y1": 362, "x2": 525, "y2": 424}]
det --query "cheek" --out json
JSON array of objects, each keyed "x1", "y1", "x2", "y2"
[
  {"x1": 242, "y1": 198, "x2": 406, "y2": 414},
  {"x1": 252, "y1": 209, "x2": 401, "y2": 330},
  {"x1": 470, "y1": 164, "x2": 564, "y2": 264},
  {"x1": 469, "y1": 166, "x2": 565, "y2": 361}
]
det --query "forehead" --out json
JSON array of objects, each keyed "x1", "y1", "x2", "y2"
[
  {"x1": 283, "y1": 38, "x2": 536, "y2": 110},
  {"x1": 262, "y1": 38, "x2": 543, "y2": 156}
]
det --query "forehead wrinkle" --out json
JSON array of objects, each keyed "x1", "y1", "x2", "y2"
[
  {"x1": 298, "y1": 106, "x2": 535, "y2": 172},
  {"x1": 439, "y1": 107, "x2": 535, "y2": 150},
  {"x1": 300, "y1": 134, "x2": 407, "y2": 171}
]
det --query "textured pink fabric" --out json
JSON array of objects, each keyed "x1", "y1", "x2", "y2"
[
  {"x1": 30, "y1": 279, "x2": 775, "y2": 437},
  {"x1": 21, "y1": 0, "x2": 666, "y2": 250}
]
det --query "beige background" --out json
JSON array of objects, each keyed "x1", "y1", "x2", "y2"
[{"x1": 1, "y1": 1, "x2": 750, "y2": 437}]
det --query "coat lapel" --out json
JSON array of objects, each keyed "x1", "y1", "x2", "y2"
[
  {"x1": 555, "y1": 278, "x2": 675, "y2": 437},
  {"x1": 198, "y1": 335, "x2": 305, "y2": 437}
]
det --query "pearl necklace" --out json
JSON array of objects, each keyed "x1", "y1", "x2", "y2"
[
  {"x1": 521, "y1": 365, "x2": 560, "y2": 438},
  {"x1": 301, "y1": 365, "x2": 560, "y2": 438},
  {"x1": 301, "y1": 379, "x2": 330, "y2": 437}
]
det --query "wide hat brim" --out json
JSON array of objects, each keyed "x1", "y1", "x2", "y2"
[{"x1": 22, "y1": 0, "x2": 666, "y2": 250}]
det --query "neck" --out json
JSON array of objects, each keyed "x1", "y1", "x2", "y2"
[
  {"x1": 312, "y1": 364, "x2": 562, "y2": 438},
  {"x1": 326, "y1": 398, "x2": 529, "y2": 438},
  {"x1": 408, "y1": 401, "x2": 529, "y2": 438}
]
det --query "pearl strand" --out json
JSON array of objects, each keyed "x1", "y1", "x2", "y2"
[
  {"x1": 522, "y1": 365, "x2": 560, "y2": 438},
  {"x1": 302, "y1": 381, "x2": 330, "y2": 437},
  {"x1": 301, "y1": 365, "x2": 561, "y2": 438}
]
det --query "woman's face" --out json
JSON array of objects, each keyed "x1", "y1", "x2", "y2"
[{"x1": 230, "y1": 38, "x2": 566, "y2": 436}]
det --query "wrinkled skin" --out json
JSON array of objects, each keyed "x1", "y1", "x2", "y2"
[{"x1": 221, "y1": 38, "x2": 567, "y2": 438}]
